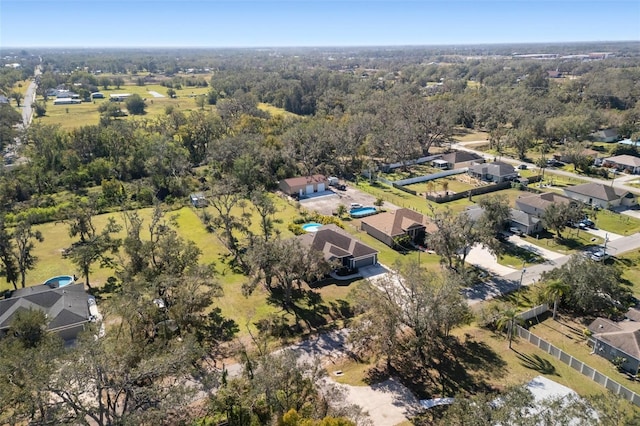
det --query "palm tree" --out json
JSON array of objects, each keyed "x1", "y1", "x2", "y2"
[
  {"x1": 495, "y1": 305, "x2": 522, "y2": 349},
  {"x1": 543, "y1": 279, "x2": 570, "y2": 320}
]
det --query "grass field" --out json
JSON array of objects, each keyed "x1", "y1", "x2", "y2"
[
  {"x1": 327, "y1": 320, "x2": 633, "y2": 405},
  {"x1": 4, "y1": 192, "x2": 408, "y2": 337},
  {"x1": 34, "y1": 84, "x2": 295, "y2": 130},
  {"x1": 452, "y1": 129, "x2": 489, "y2": 142},
  {"x1": 405, "y1": 175, "x2": 476, "y2": 196},
  {"x1": 592, "y1": 208, "x2": 640, "y2": 235}
]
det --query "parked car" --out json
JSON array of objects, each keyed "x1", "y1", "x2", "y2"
[
  {"x1": 581, "y1": 219, "x2": 595, "y2": 228},
  {"x1": 518, "y1": 164, "x2": 528, "y2": 170},
  {"x1": 350, "y1": 203, "x2": 363, "y2": 209},
  {"x1": 590, "y1": 250, "x2": 610, "y2": 262},
  {"x1": 509, "y1": 227, "x2": 523, "y2": 236}
]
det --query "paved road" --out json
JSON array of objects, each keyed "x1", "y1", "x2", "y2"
[
  {"x1": 451, "y1": 140, "x2": 640, "y2": 196},
  {"x1": 20, "y1": 65, "x2": 41, "y2": 127},
  {"x1": 464, "y1": 231, "x2": 640, "y2": 305}
]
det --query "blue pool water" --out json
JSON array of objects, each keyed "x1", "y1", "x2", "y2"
[
  {"x1": 302, "y1": 222, "x2": 323, "y2": 232},
  {"x1": 44, "y1": 275, "x2": 75, "y2": 288},
  {"x1": 349, "y1": 207, "x2": 377, "y2": 218}
]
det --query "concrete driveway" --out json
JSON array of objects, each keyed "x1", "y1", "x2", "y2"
[
  {"x1": 465, "y1": 245, "x2": 517, "y2": 276},
  {"x1": 507, "y1": 235, "x2": 566, "y2": 260},
  {"x1": 298, "y1": 184, "x2": 398, "y2": 216},
  {"x1": 328, "y1": 377, "x2": 419, "y2": 426}
]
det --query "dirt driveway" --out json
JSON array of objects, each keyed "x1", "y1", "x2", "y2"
[{"x1": 299, "y1": 185, "x2": 399, "y2": 216}]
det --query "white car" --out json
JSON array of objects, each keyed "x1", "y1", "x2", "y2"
[
  {"x1": 349, "y1": 203, "x2": 363, "y2": 209},
  {"x1": 590, "y1": 250, "x2": 610, "y2": 262}
]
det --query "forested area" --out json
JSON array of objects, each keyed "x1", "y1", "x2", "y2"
[{"x1": 1, "y1": 44, "x2": 640, "y2": 424}]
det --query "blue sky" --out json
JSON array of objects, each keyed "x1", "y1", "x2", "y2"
[{"x1": 1, "y1": 1, "x2": 639, "y2": 48}]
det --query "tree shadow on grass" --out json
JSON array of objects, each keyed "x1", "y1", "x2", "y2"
[
  {"x1": 392, "y1": 335, "x2": 507, "y2": 399},
  {"x1": 265, "y1": 287, "x2": 353, "y2": 334},
  {"x1": 514, "y1": 350, "x2": 558, "y2": 375}
]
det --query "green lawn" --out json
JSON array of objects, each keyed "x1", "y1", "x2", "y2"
[
  {"x1": 35, "y1": 86, "x2": 292, "y2": 130},
  {"x1": 617, "y1": 252, "x2": 640, "y2": 298},
  {"x1": 3, "y1": 194, "x2": 382, "y2": 337},
  {"x1": 12, "y1": 79, "x2": 31, "y2": 97},
  {"x1": 528, "y1": 315, "x2": 640, "y2": 395},
  {"x1": 516, "y1": 229, "x2": 604, "y2": 255},
  {"x1": 592, "y1": 209, "x2": 640, "y2": 236},
  {"x1": 496, "y1": 243, "x2": 545, "y2": 268}
]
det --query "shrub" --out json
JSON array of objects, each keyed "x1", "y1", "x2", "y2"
[{"x1": 288, "y1": 223, "x2": 305, "y2": 235}]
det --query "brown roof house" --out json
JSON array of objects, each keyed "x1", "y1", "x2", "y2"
[
  {"x1": 588, "y1": 317, "x2": 640, "y2": 375},
  {"x1": 563, "y1": 182, "x2": 636, "y2": 209},
  {"x1": 279, "y1": 174, "x2": 329, "y2": 198},
  {"x1": 297, "y1": 224, "x2": 378, "y2": 272},
  {"x1": 468, "y1": 161, "x2": 518, "y2": 183},
  {"x1": 0, "y1": 283, "x2": 92, "y2": 343},
  {"x1": 515, "y1": 192, "x2": 573, "y2": 218},
  {"x1": 602, "y1": 155, "x2": 640, "y2": 175},
  {"x1": 432, "y1": 151, "x2": 485, "y2": 170},
  {"x1": 360, "y1": 208, "x2": 438, "y2": 248}
]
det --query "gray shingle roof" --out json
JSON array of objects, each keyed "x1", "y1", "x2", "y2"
[
  {"x1": 441, "y1": 151, "x2": 483, "y2": 164},
  {"x1": 0, "y1": 283, "x2": 90, "y2": 332},
  {"x1": 588, "y1": 317, "x2": 640, "y2": 360},
  {"x1": 298, "y1": 224, "x2": 377, "y2": 261},
  {"x1": 565, "y1": 182, "x2": 629, "y2": 202},
  {"x1": 468, "y1": 161, "x2": 516, "y2": 177},
  {"x1": 515, "y1": 192, "x2": 572, "y2": 211}
]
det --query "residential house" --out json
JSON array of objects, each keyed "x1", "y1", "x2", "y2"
[
  {"x1": 563, "y1": 182, "x2": 636, "y2": 209},
  {"x1": 588, "y1": 317, "x2": 640, "y2": 375},
  {"x1": 589, "y1": 128, "x2": 619, "y2": 143},
  {"x1": 279, "y1": 174, "x2": 328, "y2": 198},
  {"x1": 465, "y1": 205, "x2": 541, "y2": 236},
  {"x1": 0, "y1": 283, "x2": 92, "y2": 342},
  {"x1": 510, "y1": 208, "x2": 544, "y2": 235},
  {"x1": 297, "y1": 224, "x2": 378, "y2": 271},
  {"x1": 360, "y1": 208, "x2": 438, "y2": 248},
  {"x1": 602, "y1": 155, "x2": 640, "y2": 174},
  {"x1": 467, "y1": 161, "x2": 518, "y2": 183},
  {"x1": 515, "y1": 192, "x2": 573, "y2": 218},
  {"x1": 432, "y1": 151, "x2": 485, "y2": 170},
  {"x1": 553, "y1": 148, "x2": 601, "y2": 164}
]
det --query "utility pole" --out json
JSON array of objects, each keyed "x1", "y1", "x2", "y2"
[{"x1": 519, "y1": 261, "x2": 527, "y2": 289}]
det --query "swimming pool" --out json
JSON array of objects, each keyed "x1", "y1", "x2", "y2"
[
  {"x1": 349, "y1": 207, "x2": 377, "y2": 218},
  {"x1": 44, "y1": 275, "x2": 76, "y2": 288},
  {"x1": 302, "y1": 222, "x2": 323, "y2": 232}
]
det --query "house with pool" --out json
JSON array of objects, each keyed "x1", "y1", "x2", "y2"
[
  {"x1": 0, "y1": 283, "x2": 92, "y2": 342},
  {"x1": 297, "y1": 224, "x2": 378, "y2": 274},
  {"x1": 359, "y1": 208, "x2": 437, "y2": 248}
]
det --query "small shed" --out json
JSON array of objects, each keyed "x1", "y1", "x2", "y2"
[{"x1": 189, "y1": 193, "x2": 207, "y2": 208}]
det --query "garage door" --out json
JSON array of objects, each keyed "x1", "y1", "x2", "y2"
[
  {"x1": 305, "y1": 184, "x2": 314, "y2": 195},
  {"x1": 353, "y1": 255, "x2": 376, "y2": 269},
  {"x1": 317, "y1": 183, "x2": 325, "y2": 192}
]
